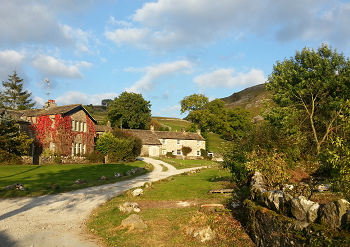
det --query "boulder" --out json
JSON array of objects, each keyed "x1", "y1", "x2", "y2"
[
  {"x1": 263, "y1": 190, "x2": 284, "y2": 212},
  {"x1": 194, "y1": 226, "x2": 216, "y2": 242},
  {"x1": 100, "y1": 175, "x2": 107, "y2": 180},
  {"x1": 3, "y1": 183, "x2": 26, "y2": 191},
  {"x1": 290, "y1": 196, "x2": 319, "y2": 223},
  {"x1": 319, "y1": 199, "x2": 350, "y2": 229},
  {"x1": 131, "y1": 188, "x2": 143, "y2": 197},
  {"x1": 114, "y1": 173, "x2": 122, "y2": 178},
  {"x1": 119, "y1": 202, "x2": 140, "y2": 213},
  {"x1": 199, "y1": 204, "x2": 225, "y2": 214},
  {"x1": 121, "y1": 214, "x2": 147, "y2": 230}
]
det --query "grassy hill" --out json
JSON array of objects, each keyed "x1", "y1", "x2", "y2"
[{"x1": 220, "y1": 83, "x2": 271, "y2": 118}]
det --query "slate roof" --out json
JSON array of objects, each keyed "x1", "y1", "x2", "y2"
[
  {"x1": 95, "y1": 125, "x2": 113, "y2": 133},
  {"x1": 126, "y1": 129, "x2": 162, "y2": 145},
  {"x1": 19, "y1": 104, "x2": 97, "y2": 124},
  {"x1": 125, "y1": 129, "x2": 205, "y2": 145}
]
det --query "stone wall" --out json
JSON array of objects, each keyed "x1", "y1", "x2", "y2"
[{"x1": 244, "y1": 171, "x2": 350, "y2": 246}]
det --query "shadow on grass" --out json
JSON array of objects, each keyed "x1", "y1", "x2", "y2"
[{"x1": 0, "y1": 165, "x2": 41, "y2": 179}]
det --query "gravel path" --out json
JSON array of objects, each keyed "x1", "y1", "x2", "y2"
[{"x1": 0, "y1": 158, "x2": 203, "y2": 247}]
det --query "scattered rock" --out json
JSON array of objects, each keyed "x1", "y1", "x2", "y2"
[
  {"x1": 120, "y1": 214, "x2": 147, "y2": 230},
  {"x1": 2, "y1": 183, "x2": 26, "y2": 190},
  {"x1": 100, "y1": 175, "x2": 107, "y2": 180},
  {"x1": 143, "y1": 182, "x2": 152, "y2": 188},
  {"x1": 314, "y1": 184, "x2": 330, "y2": 192},
  {"x1": 73, "y1": 179, "x2": 87, "y2": 184},
  {"x1": 199, "y1": 204, "x2": 225, "y2": 214},
  {"x1": 131, "y1": 188, "x2": 143, "y2": 197},
  {"x1": 231, "y1": 201, "x2": 241, "y2": 208},
  {"x1": 119, "y1": 202, "x2": 141, "y2": 213},
  {"x1": 263, "y1": 190, "x2": 284, "y2": 212},
  {"x1": 193, "y1": 226, "x2": 216, "y2": 242},
  {"x1": 114, "y1": 173, "x2": 122, "y2": 178}
]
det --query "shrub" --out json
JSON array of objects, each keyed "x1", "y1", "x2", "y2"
[
  {"x1": 166, "y1": 152, "x2": 175, "y2": 158},
  {"x1": 85, "y1": 151, "x2": 105, "y2": 163},
  {"x1": 0, "y1": 150, "x2": 22, "y2": 165},
  {"x1": 181, "y1": 146, "x2": 192, "y2": 156}
]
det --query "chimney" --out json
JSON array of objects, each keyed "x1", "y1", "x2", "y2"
[
  {"x1": 45, "y1": 99, "x2": 57, "y2": 109},
  {"x1": 196, "y1": 129, "x2": 201, "y2": 135},
  {"x1": 150, "y1": 125, "x2": 154, "y2": 132}
]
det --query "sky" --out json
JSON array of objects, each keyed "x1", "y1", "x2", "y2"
[{"x1": 1, "y1": 0, "x2": 350, "y2": 118}]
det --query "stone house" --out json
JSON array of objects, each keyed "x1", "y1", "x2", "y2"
[
  {"x1": 126, "y1": 126, "x2": 206, "y2": 157},
  {"x1": 17, "y1": 100, "x2": 97, "y2": 156}
]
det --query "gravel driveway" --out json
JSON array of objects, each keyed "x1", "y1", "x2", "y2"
[{"x1": 0, "y1": 158, "x2": 203, "y2": 247}]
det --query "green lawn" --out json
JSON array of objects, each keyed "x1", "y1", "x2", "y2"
[
  {"x1": 87, "y1": 166, "x2": 253, "y2": 247},
  {"x1": 0, "y1": 161, "x2": 150, "y2": 198}
]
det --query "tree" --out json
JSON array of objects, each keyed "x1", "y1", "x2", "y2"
[
  {"x1": 101, "y1": 99, "x2": 112, "y2": 107},
  {"x1": 107, "y1": 92, "x2": 151, "y2": 129},
  {"x1": 180, "y1": 94, "x2": 209, "y2": 114},
  {"x1": 96, "y1": 130, "x2": 141, "y2": 162},
  {"x1": 266, "y1": 44, "x2": 350, "y2": 155},
  {"x1": 187, "y1": 98, "x2": 251, "y2": 140},
  {"x1": 0, "y1": 113, "x2": 32, "y2": 161},
  {"x1": 2, "y1": 71, "x2": 35, "y2": 110}
]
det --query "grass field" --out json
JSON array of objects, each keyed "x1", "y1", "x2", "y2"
[
  {"x1": 0, "y1": 161, "x2": 150, "y2": 198},
  {"x1": 87, "y1": 166, "x2": 253, "y2": 247}
]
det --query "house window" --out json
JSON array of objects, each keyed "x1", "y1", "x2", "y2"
[
  {"x1": 197, "y1": 140, "x2": 201, "y2": 146},
  {"x1": 177, "y1": 150, "x2": 182, "y2": 155},
  {"x1": 79, "y1": 143, "x2": 82, "y2": 154},
  {"x1": 75, "y1": 121, "x2": 79, "y2": 132},
  {"x1": 72, "y1": 120, "x2": 75, "y2": 131},
  {"x1": 197, "y1": 151, "x2": 200, "y2": 156},
  {"x1": 75, "y1": 143, "x2": 78, "y2": 155},
  {"x1": 83, "y1": 122, "x2": 87, "y2": 132},
  {"x1": 162, "y1": 149, "x2": 167, "y2": 155},
  {"x1": 83, "y1": 144, "x2": 86, "y2": 154},
  {"x1": 162, "y1": 139, "x2": 166, "y2": 145},
  {"x1": 177, "y1": 139, "x2": 181, "y2": 145}
]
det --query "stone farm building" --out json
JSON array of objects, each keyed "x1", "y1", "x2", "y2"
[
  {"x1": 15, "y1": 100, "x2": 97, "y2": 157},
  {"x1": 126, "y1": 126, "x2": 206, "y2": 157}
]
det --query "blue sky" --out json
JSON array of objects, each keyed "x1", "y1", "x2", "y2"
[{"x1": 1, "y1": 0, "x2": 350, "y2": 118}]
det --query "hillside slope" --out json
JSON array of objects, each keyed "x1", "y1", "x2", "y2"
[{"x1": 220, "y1": 83, "x2": 271, "y2": 118}]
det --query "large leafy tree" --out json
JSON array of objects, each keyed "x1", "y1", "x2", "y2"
[
  {"x1": 187, "y1": 98, "x2": 251, "y2": 140},
  {"x1": 0, "y1": 113, "x2": 32, "y2": 158},
  {"x1": 107, "y1": 92, "x2": 151, "y2": 129},
  {"x1": 180, "y1": 93, "x2": 209, "y2": 114},
  {"x1": 2, "y1": 71, "x2": 35, "y2": 110},
  {"x1": 266, "y1": 44, "x2": 350, "y2": 155}
]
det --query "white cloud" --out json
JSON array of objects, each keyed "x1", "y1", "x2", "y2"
[
  {"x1": 31, "y1": 55, "x2": 88, "y2": 79},
  {"x1": 106, "y1": 0, "x2": 350, "y2": 51},
  {"x1": 0, "y1": 1, "x2": 94, "y2": 52},
  {"x1": 108, "y1": 16, "x2": 132, "y2": 27},
  {"x1": 0, "y1": 50, "x2": 25, "y2": 79},
  {"x1": 55, "y1": 91, "x2": 119, "y2": 106},
  {"x1": 194, "y1": 68, "x2": 266, "y2": 89},
  {"x1": 105, "y1": 28, "x2": 151, "y2": 47},
  {"x1": 125, "y1": 60, "x2": 193, "y2": 93}
]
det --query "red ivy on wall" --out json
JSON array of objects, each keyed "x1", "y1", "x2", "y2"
[
  {"x1": 30, "y1": 115, "x2": 53, "y2": 150},
  {"x1": 31, "y1": 114, "x2": 96, "y2": 156},
  {"x1": 81, "y1": 115, "x2": 96, "y2": 154},
  {"x1": 52, "y1": 115, "x2": 76, "y2": 156}
]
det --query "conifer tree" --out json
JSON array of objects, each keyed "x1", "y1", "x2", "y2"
[{"x1": 2, "y1": 71, "x2": 35, "y2": 110}]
